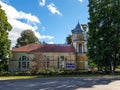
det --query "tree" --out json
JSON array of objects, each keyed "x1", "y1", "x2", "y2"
[
  {"x1": 0, "y1": 5, "x2": 12, "y2": 71},
  {"x1": 88, "y1": 0, "x2": 120, "y2": 74},
  {"x1": 41, "y1": 41, "x2": 47, "y2": 44},
  {"x1": 16, "y1": 29, "x2": 39, "y2": 47},
  {"x1": 66, "y1": 34, "x2": 72, "y2": 44},
  {"x1": 31, "y1": 53, "x2": 49, "y2": 73},
  {"x1": 81, "y1": 24, "x2": 88, "y2": 31}
]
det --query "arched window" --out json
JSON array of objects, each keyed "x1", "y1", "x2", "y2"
[
  {"x1": 18, "y1": 56, "x2": 29, "y2": 69},
  {"x1": 79, "y1": 44, "x2": 82, "y2": 53}
]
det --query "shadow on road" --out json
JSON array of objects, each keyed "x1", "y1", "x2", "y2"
[{"x1": 0, "y1": 76, "x2": 120, "y2": 90}]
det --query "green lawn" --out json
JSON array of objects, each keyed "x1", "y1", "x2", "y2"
[
  {"x1": 0, "y1": 75, "x2": 42, "y2": 80},
  {"x1": 0, "y1": 74, "x2": 119, "y2": 80}
]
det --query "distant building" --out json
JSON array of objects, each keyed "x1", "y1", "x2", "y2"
[{"x1": 9, "y1": 22, "x2": 88, "y2": 71}]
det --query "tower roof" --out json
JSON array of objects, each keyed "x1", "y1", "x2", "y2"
[{"x1": 71, "y1": 22, "x2": 84, "y2": 34}]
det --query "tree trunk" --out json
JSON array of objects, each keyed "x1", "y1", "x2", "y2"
[
  {"x1": 110, "y1": 61, "x2": 114, "y2": 75},
  {"x1": 113, "y1": 52, "x2": 117, "y2": 73}
]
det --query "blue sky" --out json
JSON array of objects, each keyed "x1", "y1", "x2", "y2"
[{"x1": 0, "y1": 0, "x2": 89, "y2": 47}]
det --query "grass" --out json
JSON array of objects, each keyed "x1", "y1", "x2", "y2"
[
  {"x1": 0, "y1": 69, "x2": 120, "y2": 80},
  {"x1": 0, "y1": 74, "x2": 119, "y2": 80},
  {"x1": 0, "y1": 75, "x2": 120, "y2": 80},
  {"x1": 0, "y1": 75, "x2": 42, "y2": 80}
]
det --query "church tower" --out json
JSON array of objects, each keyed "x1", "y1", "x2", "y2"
[{"x1": 71, "y1": 22, "x2": 88, "y2": 69}]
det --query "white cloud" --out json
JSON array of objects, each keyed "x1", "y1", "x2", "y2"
[
  {"x1": 47, "y1": 3, "x2": 62, "y2": 16},
  {"x1": 34, "y1": 32, "x2": 54, "y2": 42},
  {"x1": 39, "y1": 0, "x2": 45, "y2": 6},
  {"x1": 78, "y1": 0, "x2": 83, "y2": 3},
  {"x1": 0, "y1": 1, "x2": 54, "y2": 47},
  {"x1": 0, "y1": 1, "x2": 40, "y2": 23},
  {"x1": 39, "y1": 35, "x2": 54, "y2": 40},
  {"x1": 48, "y1": 42, "x2": 54, "y2": 44}
]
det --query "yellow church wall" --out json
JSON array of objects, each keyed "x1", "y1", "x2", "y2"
[
  {"x1": 11, "y1": 52, "x2": 30, "y2": 60},
  {"x1": 9, "y1": 60, "x2": 18, "y2": 71},
  {"x1": 9, "y1": 52, "x2": 76, "y2": 71},
  {"x1": 35, "y1": 52, "x2": 76, "y2": 69},
  {"x1": 76, "y1": 42, "x2": 84, "y2": 45},
  {"x1": 72, "y1": 34, "x2": 84, "y2": 41},
  {"x1": 9, "y1": 52, "x2": 32, "y2": 71},
  {"x1": 9, "y1": 52, "x2": 88, "y2": 71},
  {"x1": 77, "y1": 55, "x2": 88, "y2": 61},
  {"x1": 77, "y1": 61, "x2": 85, "y2": 69},
  {"x1": 76, "y1": 55, "x2": 88, "y2": 69}
]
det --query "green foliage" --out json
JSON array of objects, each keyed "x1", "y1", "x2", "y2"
[
  {"x1": 88, "y1": 59, "x2": 97, "y2": 70},
  {"x1": 41, "y1": 41, "x2": 47, "y2": 44},
  {"x1": 66, "y1": 34, "x2": 72, "y2": 44},
  {"x1": 0, "y1": 5, "x2": 12, "y2": 72},
  {"x1": 16, "y1": 29, "x2": 39, "y2": 47},
  {"x1": 81, "y1": 24, "x2": 88, "y2": 31},
  {"x1": 88, "y1": 0, "x2": 120, "y2": 73}
]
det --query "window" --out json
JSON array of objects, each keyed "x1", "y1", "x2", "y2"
[
  {"x1": 79, "y1": 44, "x2": 82, "y2": 53},
  {"x1": 57, "y1": 57, "x2": 60, "y2": 68},
  {"x1": 43, "y1": 55, "x2": 49, "y2": 68},
  {"x1": 74, "y1": 34, "x2": 77, "y2": 41},
  {"x1": 57, "y1": 56, "x2": 65, "y2": 69},
  {"x1": 79, "y1": 35, "x2": 84, "y2": 41},
  {"x1": 60, "y1": 56, "x2": 64, "y2": 61},
  {"x1": 18, "y1": 56, "x2": 29, "y2": 69}
]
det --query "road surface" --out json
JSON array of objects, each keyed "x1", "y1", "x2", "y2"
[{"x1": 0, "y1": 76, "x2": 120, "y2": 90}]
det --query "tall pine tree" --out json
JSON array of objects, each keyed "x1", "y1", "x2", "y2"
[{"x1": 88, "y1": 0, "x2": 120, "y2": 73}]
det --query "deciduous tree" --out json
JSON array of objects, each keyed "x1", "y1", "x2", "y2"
[
  {"x1": 31, "y1": 53, "x2": 49, "y2": 73},
  {"x1": 88, "y1": 0, "x2": 120, "y2": 74},
  {"x1": 0, "y1": 5, "x2": 12, "y2": 71},
  {"x1": 16, "y1": 29, "x2": 39, "y2": 47},
  {"x1": 66, "y1": 34, "x2": 72, "y2": 44}
]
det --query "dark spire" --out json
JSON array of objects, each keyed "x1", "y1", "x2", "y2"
[{"x1": 71, "y1": 22, "x2": 84, "y2": 34}]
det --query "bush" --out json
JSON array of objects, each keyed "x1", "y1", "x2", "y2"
[
  {"x1": 39, "y1": 68, "x2": 64, "y2": 75},
  {"x1": 1, "y1": 68, "x2": 120, "y2": 76}
]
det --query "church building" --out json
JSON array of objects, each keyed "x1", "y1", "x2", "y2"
[{"x1": 9, "y1": 22, "x2": 88, "y2": 71}]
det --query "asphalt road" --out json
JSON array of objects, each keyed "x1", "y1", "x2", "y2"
[{"x1": 0, "y1": 76, "x2": 120, "y2": 90}]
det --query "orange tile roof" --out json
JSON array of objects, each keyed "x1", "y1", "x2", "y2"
[{"x1": 12, "y1": 43, "x2": 75, "y2": 53}]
